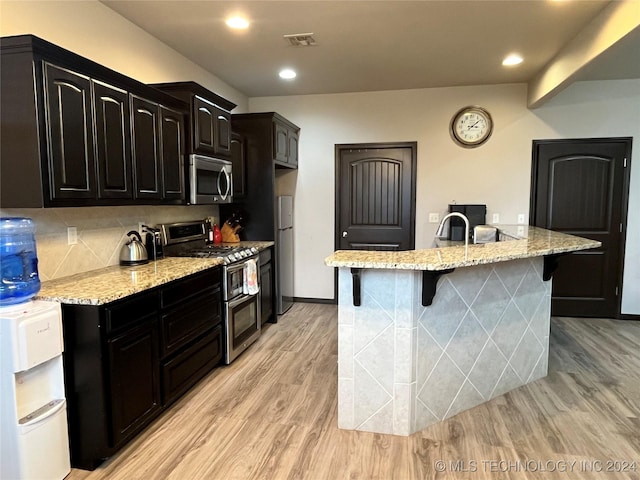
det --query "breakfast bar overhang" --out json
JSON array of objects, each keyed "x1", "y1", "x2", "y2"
[{"x1": 325, "y1": 226, "x2": 600, "y2": 436}]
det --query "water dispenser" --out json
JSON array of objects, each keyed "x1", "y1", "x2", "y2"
[
  {"x1": 0, "y1": 219, "x2": 70, "y2": 480},
  {"x1": 0, "y1": 217, "x2": 41, "y2": 305}
]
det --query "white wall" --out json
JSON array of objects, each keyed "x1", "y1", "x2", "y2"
[
  {"x1": 0, "y1": 0, "x2": 248, "y2": 111},
  {"x1": 250, "y1": 79, "x2": 640, "y2": 314}
]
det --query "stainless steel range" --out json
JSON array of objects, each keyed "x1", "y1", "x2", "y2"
[{"x1": 160, "y1": 220, "x2": 261, "y2": 364}]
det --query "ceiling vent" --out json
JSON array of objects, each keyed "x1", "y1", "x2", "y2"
[{"x1": 284, "y1": 33, "x2": 317, "y2": 47}]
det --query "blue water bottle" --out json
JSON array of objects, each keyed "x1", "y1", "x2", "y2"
[{"x1": 0, "y1": 217, "x2": 41, "y2": 305}]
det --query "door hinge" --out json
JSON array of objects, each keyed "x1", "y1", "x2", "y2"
[
  {"x1": 616, "y1": 286, "x2": 619, "y2": 297},
  {"x1": 620, "y1": 223, "x2": 623, "y2": 233},
  {"x1": 623, "y1": 157, "x2": 627, "y2": 168}
]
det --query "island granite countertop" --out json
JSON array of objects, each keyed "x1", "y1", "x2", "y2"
[
  {"x1": 324, "y1": 226, "x2": 599, "y2": 271},
  {"x1": 36, "y1": 241, "x2": 274, "y2": 306}
]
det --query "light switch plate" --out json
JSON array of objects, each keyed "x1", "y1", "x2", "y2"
[
  {"x1": 428, "y1": 213, "x2": 440, "y2": 223},
  {"x1": 492, "y1": 213, "x2": 500, "y2": 224},
  {"x1": 67, "y1": 227, "x2": 78, "y2": 245},
  {"x1": 517, "y1": 214, "x2": 526, "y2": 224}
]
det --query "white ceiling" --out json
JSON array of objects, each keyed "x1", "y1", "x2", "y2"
[{"x1": 101, "y1": 0, "x2": 639, "y2": 98}]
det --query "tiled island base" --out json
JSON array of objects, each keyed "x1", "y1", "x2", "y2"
[{"x1": 337, "y1": 257, "x2": 551, "y2": 435}]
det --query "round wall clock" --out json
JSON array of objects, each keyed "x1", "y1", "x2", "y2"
[{"x1": 450, "y1": 106, "x2": 493, "y2": 148}]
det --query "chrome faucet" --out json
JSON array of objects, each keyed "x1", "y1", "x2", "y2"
[{"x1": 435, "y1": 212, "x2": 470, "y2": 248}]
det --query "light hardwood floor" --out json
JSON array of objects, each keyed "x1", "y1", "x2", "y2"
[{"x1": 68, "y1": 303, "x2": 640, "y2": 480}]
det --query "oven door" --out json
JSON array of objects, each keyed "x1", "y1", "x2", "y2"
[
  {"x1": 224, "y1": 293, "x2": 261, "y2": 364},
  {"x1": 224, "y1": 262, "x2": 245, "y2": 300},
  {"x1": 189, "y1": 154, "x2": 233, "y2": 204}
]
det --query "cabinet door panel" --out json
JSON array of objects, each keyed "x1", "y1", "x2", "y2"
[
  {"x1": 44, "y1": 63, "x2": 96, "y2": 200},
  {"x1": 288, "y1": 130, "x2": 299, "y2": 167},
  {"x1": 260, "y1": 262, "x2": 273, "y2": 325},
  {"x1": 215, "y1": 111, "x2": 231, "y2": 156},
  {"x1": 194, "y1": 96, "x2": 215, "y2": 155},
  {"x1": 230, "y1": 132, "x2": 246, "y2": 198},
  {"x1": 161, "y1": 288, "x2": 221, "y2": 357},
  {"x1": 94, "y1": 81, "x2": 132, "y2": 199},
  {"x1": 131, "y1": 95, "x2": 161, "y2": 200},
  {"x1": 273, "y1": 122, "x2": 288, "y2": 163},
  {"x1": 160, "y1": 106, "x2": 185, "y2": 201},
  {"x1": 161, "y1": 326, "x2": 222, "y2": 406},
  {"x1": 108, "y1": 319, "x2": 161, "y2": 447}
]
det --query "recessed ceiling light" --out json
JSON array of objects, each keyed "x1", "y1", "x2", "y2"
[
  {"x1": 226, "y1": 16, "x2": 249, "y2": 29},
  {"x1": 279, "y1": 69, "x2": 297, "y2": 80},
  {"x1": 502, "y1": 54, "x2": 523, "y2": 66}
]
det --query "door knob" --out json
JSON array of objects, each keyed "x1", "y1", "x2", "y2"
[{"x1": 342, "y1": 231, "x2": 348, "y2": 237}]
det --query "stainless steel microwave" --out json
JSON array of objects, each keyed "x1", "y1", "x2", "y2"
[{"x1": 189, "y1": 154, "x2": 233, "y2": 204}]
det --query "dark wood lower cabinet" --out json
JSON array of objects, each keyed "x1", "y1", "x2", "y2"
[
  {"x1": 259, "y1": 248, "x2": 275, "y2": 325},
  {"x1": 62, "y1": 268, "x2": 222, "y2": 470},
  {"x1": 108, "y1": 318, "x2": 161, "y2": 447},
  {"x1": 161, "y1": 325, "x2": 222, "y2": 406}
]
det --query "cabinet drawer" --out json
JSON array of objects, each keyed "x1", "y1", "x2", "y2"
[
  {"x1": 160, "y1": 288, "x2": 221, "y2": 357},
  {"x1": 161, "y1": 326, "x2": 222, "y2": 406},
  {"x1": 161, "y1": 268, "x2": 220, "y2": 308},
  {"x1": 106, "y1": 291, "x2": 158, "y2": 335}
]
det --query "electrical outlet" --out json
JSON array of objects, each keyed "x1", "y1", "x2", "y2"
[
  {"x1": 138, "y1": 222, "x2": 145, "y2": 234},
  {"x1": 517, "y1": 214, "x2": 526, "y2": 224},
  {"x1": 67, "y1": 227, "x2": 78, "y2": 245},
  {"x1": 428, "y1": 213, "x2": 440, "y2": 223},
  {"x1": 492, "y1": 213, "x2": 500, "y2": 224}
]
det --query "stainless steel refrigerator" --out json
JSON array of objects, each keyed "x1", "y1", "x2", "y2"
[{"x1": 277, "y1": 196, "x2": 294, "y2": 314}]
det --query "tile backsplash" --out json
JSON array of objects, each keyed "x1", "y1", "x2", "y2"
[{"x1": 0, "y1": 205, "x2": 219, "y2": 281}]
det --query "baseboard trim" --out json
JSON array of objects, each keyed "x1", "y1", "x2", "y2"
[
  {"x1": 619, "y1": 313, "x2": 640, "y2": 321},
  {"x1": 293, "y1": 297, "x2": 337, "y2": 305}
]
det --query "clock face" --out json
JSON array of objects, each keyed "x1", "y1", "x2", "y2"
[{"x1": 451, "y1": 106, "x2": 493, "y2": 147}]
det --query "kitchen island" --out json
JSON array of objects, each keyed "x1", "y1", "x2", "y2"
[{"x1": 325, "y1": 226, "x2": 599, "y2": 435}]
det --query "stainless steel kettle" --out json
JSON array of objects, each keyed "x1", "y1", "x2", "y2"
[{"x1": 119, "y1": 231, "x2": 149, "y2": 266}]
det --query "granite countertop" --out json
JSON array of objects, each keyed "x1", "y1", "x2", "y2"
[
  {"x1": 36, "y1": 241, "x2": 274, "y2": 306},
  {"x1": 324, "y1": 226, "x2": 600, "y2": 271}
]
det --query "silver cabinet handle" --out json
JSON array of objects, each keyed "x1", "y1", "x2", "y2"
[{"x1": 342, "y1": 231, "x2": 348, "y2": 237}]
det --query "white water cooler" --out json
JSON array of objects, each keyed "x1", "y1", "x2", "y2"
[{"x1": 0, "y1": 300, "x2": 71, "y2": 480}]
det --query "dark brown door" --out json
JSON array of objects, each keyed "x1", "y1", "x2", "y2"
[
  {"x1": 93, "y1": 80, "x2": 132, "y2": 199},
  {"x1": 336, "y1": 142, "x2": 416, "y2": 250},
  {"x1": 43, "y1": 63, "x2": 96, "y2": 201},
  {"x1": 531, "y1": 138, "x2": 631, "y2": 318}
]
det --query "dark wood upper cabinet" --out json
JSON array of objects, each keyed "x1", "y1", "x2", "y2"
[
  {"x1": 43, "y1": 63, "x2": 96, "y2": 200},
  {"x1": 93, "y1": 80, "x2": 132, "y2": 199},
  {"x1": 150, "y1": 82, "x2": 236, "y2": 159},
  {"x1": 271, "y1": 115, "x2": 300, "y2": 168},
  {"x1": 0, "y1": 34, "x2": 188, "y2": 207},
  {"x1": 194, "y1": 95, "x2": 232, "y2": 157}
]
